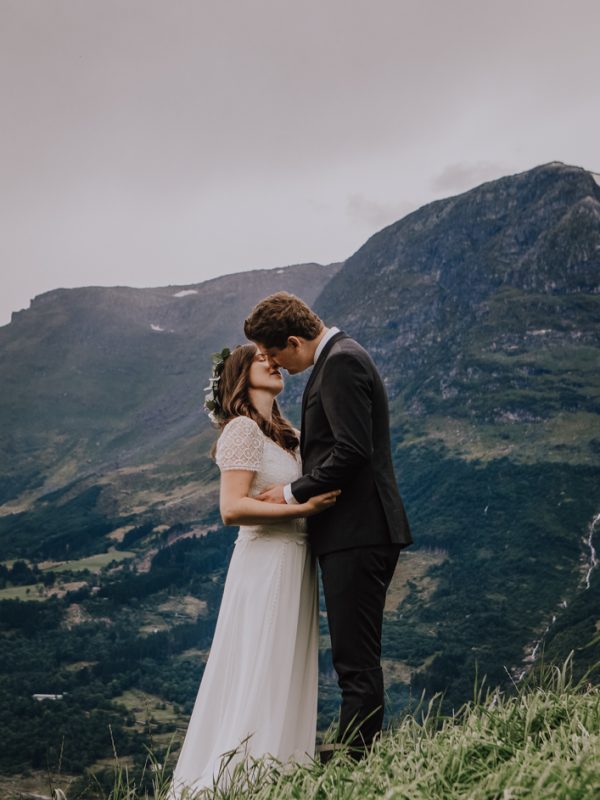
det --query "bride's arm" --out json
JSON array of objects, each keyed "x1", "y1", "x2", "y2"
[{"x1": 220, "y1": 469, "x2": 339, "y2": 526}]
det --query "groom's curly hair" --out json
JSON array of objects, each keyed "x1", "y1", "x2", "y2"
[{"x1": 244, "y1": 292, "x2": 323, "y2": 349}]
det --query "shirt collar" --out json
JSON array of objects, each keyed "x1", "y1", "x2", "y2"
[{"x1": 313, "y1": 326, "x2": 340, "y2": 365}]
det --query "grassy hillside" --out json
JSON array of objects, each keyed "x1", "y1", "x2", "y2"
[{"x1": 18, "y1": 655, "x2": 599, "y2": 799}]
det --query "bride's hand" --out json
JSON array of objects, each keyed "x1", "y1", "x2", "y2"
[{"x1": 303, "y1": 490, "x2": 341, "y2": 516}]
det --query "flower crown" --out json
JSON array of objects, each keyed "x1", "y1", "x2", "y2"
[{"x1": 204, "y1": 347, "x2": 231, "y2": 424}]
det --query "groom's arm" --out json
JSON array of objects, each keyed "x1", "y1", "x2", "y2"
[{"x1": 290, "y1": 351, "x2": 373, "y2": 503}]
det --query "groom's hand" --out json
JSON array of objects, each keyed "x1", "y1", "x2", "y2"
[{"x1": 255, "y1": 484, "x2": 286, "y2": 504}]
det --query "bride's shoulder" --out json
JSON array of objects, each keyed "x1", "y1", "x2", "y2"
[
  {"x1": 218, "y1": 415, "x2": 263, "y2": 447},
  {"x1": 216, "y1": 415, "x2": 264, "y2": 471},
  {"x1": 222, "y1": 415, "x2": 261, "y2": 434},
  {"x1": 217, "y1": 417, "x2": 264, "y2": 448}
]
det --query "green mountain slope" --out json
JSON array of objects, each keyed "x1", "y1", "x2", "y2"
[{"x1": 0, "y1": 261, "x2": 339, "y2": 510}]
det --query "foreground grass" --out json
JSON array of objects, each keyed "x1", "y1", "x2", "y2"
[{"x1": 63, "y1": 655, "x2": 600, "y2": 799}]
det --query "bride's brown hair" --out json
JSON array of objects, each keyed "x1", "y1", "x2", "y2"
[{"x1": 214, "y1": 343, "x2": 299, "y2": 452}]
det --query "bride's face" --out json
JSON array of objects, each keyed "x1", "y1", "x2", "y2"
[{"x1": 248, "y1": 351, "x2": 284, "y2": 395}]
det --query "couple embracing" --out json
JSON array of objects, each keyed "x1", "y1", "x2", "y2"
[{"x1": 168, "y1": 292, "x2": 412, "y2": 797}]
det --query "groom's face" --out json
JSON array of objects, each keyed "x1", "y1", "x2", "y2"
[{"x1": 258, "y1": 337, "x2": 311, "y2": 375}]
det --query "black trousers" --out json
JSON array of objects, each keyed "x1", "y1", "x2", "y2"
[{"x1": 319, "y1": 543, "x2": 401, "y2": 754}]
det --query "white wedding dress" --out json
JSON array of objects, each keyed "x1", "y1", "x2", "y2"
[{"x1": 167, "y1": 416, "x2": 318, "y2": 798}]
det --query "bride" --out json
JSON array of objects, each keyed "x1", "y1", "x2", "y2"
[{"x1": 167, "y1": 344, "x2": 339, "y2": 798}]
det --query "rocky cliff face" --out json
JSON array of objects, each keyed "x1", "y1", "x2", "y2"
[
  {"x1": 316, "y1": 162, "x2": 600, "y2": 462},
  {"x1": 318, "y1": 162, "x2": 600, "y2": 332}
]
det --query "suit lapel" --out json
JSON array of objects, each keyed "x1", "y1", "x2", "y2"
[{"x1": 300, "y1": 331, "x2": 348, "y2": 435}]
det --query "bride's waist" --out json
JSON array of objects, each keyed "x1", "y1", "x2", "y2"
[{"x1": 236, "y1": 520, "x2": 307, "y2": 543}]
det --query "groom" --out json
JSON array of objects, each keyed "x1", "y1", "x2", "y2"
[{"x1": 244, "y1": 292, "x2": 412, "y2": 759}]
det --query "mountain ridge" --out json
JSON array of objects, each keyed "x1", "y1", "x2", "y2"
[{"x1": 0, "y1": 261, "x2": 341, "y2": 507}]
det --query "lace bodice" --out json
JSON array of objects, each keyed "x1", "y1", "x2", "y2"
[
  {"x1": 215, "y1": 416, "x2": 306, "y2": 538},
  {"x1": 216, "y1": 416, "x2": 265, "y2": 472}
]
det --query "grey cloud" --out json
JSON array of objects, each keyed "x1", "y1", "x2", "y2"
[
  {"x1": 431, "y1": 162, "x2": 510, "y2": 195},
  {"x1": 1, "y1": 0, "x2": 600, "y2": 325},
  {"x1": 346, "y1": 194, "x2": 417, "y2": 231}
]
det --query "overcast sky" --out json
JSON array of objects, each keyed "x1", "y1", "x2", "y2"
[{"x1": 1, "y1": 0, "x2": 599, "y2": 326}]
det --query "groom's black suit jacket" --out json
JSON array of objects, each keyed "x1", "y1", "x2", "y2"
[{"x1": 290, "y1": 331, "x2": 412, "y2": 556}]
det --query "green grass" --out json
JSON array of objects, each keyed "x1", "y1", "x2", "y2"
[
  {"x1": 46, "y1": 653, "x2": 600, "y2": 800},
  {"x1": 0, "y1": 582, "x2": 49, "y2": 600},
  {"x1": 0, "y1": 551, "x2": 137, "y2": 600},
  {"x1": 41, "y1": 550, "x2": 137, "y2": 573},
  {"x1": 114, "y1": 689, "x2": 181, "y2": 730},
  {"x1": 411, "y1": 410, "x2": 600, "y2": 465}
]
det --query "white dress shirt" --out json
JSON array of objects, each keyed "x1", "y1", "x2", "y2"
[{"x1": 283, "y1": 327, "x2": 340, "y2": 504}]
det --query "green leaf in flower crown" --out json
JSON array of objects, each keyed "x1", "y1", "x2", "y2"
[{"x1": 211, "y1": 347, "x2": 231, "y2": 363}]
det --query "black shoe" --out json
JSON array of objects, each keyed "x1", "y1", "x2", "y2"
[{"x1": 315, "y1": 743, "x2": 342, "y2": 765}]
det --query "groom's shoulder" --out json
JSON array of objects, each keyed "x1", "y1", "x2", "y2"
[
  {"x1": 330, "y1": 334, "x2": 370, "y2": 359},
  {"x1": 328, "y1": 335, "x2": 376, "y2": 371}
]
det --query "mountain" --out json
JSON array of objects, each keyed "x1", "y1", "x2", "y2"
[
  {"x1": 0, "y1": 262, "x2": 340, "y2": 513},
  {"x1": 0, "y1": 163, "x2": 599, "y2": 789},
  {"x1": 317, "y1": 161, "x2": 600, "y2": 433},
  {"x1": 313, "y1": 160, "x2": 600, "y2": 707}
]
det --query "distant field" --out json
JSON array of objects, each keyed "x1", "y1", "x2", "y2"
[
  {"x1": 112, "y1": 688, "x2": 184, "y2": 746},
  {"x1": 0, "y1": 579, "x2": 88, "y2": 601},
  {"x1": 39, "y1": 550, "x2": 137, "y2": 573},
  {"x1": 116, "y1": 688, "x2": 180, "y2": 723},
  {"x1": 0, "y1": 583, "x2": 49, "y2": 601},
  {"x1": 0, "y1": 551, "x2": 138, "y2": 600}
]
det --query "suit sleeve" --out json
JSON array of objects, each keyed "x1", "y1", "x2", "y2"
[{"x1": 291, "y1": 351, "x2": 373, "y2": 502}]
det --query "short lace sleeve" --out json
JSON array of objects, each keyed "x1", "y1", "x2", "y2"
[{"x1": 216, "y1": 416, "x2": 264, "y2": 472}]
